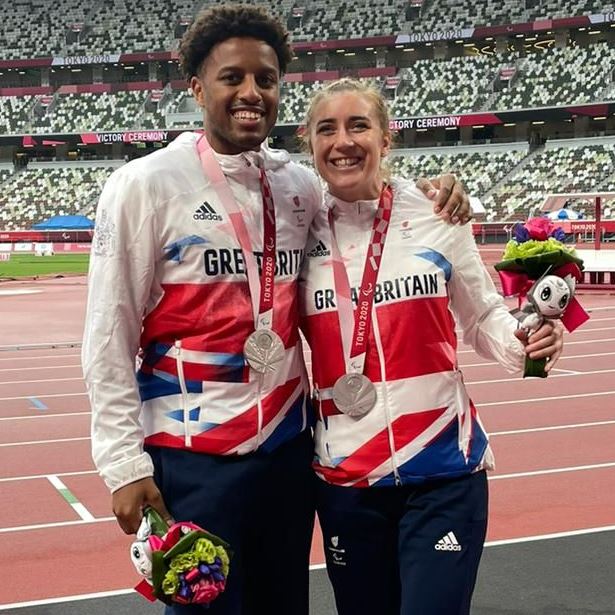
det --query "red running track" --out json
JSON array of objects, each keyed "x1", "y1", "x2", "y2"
[{"x1": 0, "y1": 278, "x2": 614, "y2": 607}]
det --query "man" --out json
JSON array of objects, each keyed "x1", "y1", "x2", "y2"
[{"x1": 82, "y1": 6, "x2": 470, "y2": 614}]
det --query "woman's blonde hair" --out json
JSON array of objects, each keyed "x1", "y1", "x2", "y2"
[{"x1": 301, "y1": 77, "x2": 392, "y2": 152}]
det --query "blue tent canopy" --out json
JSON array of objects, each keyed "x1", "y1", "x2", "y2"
[{"x1": 32, "y1": 215, "x2": 94, "y2": 230}]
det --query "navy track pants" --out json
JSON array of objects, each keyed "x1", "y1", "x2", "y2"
[
  {"x1": 317, "y1": 470, "x2": 488, "y2": 615},
  {"x1": 146, "y1": 429, "x2": 315, "y2": 615}
]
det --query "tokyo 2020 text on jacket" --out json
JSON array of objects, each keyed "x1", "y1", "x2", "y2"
[
  {"x1": 82, "y1": 132, "x2": 322, "y2": 494},
  {"x1": 299, "y1": 177, "x2": 526, "y2": 488}
]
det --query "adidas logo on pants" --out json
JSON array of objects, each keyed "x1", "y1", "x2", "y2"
[{"x1": 434, "y1": 531, "x2": 462, "y2": 551}]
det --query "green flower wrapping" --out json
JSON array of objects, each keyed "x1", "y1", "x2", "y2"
[
  {"x1": 169, "y1": 552, "x2": 199, "y2": 573},
  {"x1": 193, "y1": 538, "x2": 217, "y2": 564},
  {"x1": 216, "y1": 545, "x2": 230, "y2": 577},
  {"x1": 495, "y1": 241, "x2": 583, "y2": 280},
  {"x1": 502, "y1": 237, "x2": 576, "y2": 261},
  {"x1": 162, "y1": 570, "x2": 180, "y2": 596},
  {"x1": 496, "y1": 219, "x2": 583, "y2": 281}
]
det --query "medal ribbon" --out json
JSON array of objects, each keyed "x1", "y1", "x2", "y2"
[
  {"x1": 196, "y1": 135, "x2": 276, "y2": 329},
  {"x1": 328, "y1": 184, "x2": 394, "y2": 376}
]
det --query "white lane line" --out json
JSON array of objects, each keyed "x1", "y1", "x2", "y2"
[
  {"x1": 467, "y1": 367, "x2": 615, "y2": 385},
  {"x1": 0, "y1": 412, "x2": 89, "y2": 421},
  {"x1": 0, "y1": 377, "x2": 83, "y2": 385},
  {"x1": 458, "y1": 336, "x2": 615, "y2": 354},
  {"x1": 563, "y1": 326, "x2": 615, "y2": 333},
  {"x1": 491, "y1": 461, "x2": 615, "y2": 480},
  {"x1": 3, "y1": 460, "x2": 613, "y2": 487},
  {"x1": 0, "y1": 353, "x2": 81, "y2": 362},
  {"x1": 0, "y1": 364, "x2": 82, "y2": 373},
  {"x1": 46, "y1": 475, "x2": 95, "y2": 522},
  {"x1": 0, "y1": 412, "x2": 615, "y2": 448},
  {"x1": 0, "y1": 341, "x2": 82, "y2": 351},
  {"x1": 0, "y1": 392, "x2": 86, "y2": 401},
  {"x1": 0, "y1": 516, "x2": 113, "y2": 535},
  {"x1": 456, "y1": 323, "x2": 614, "y2": 335},
  {"x1": 0, "y1": 437, "x2": 89, "y2": 448},
  {"x1": 480, "y1": 389, "x2": 615, "y2": 407},
  {"x1": 0, "y1": 470, "x2": 97, "y2": 483},
  {"x1": 0, "y1": 289, "x2": 42, "y2": 296},
  {"x1": 0, "y1": 526, "x2": 614, "y2": 611},
  {"x1": 0, "y1": 588, "x2": 134, "y2": 612},
  {"x1": 3, "y1": 421, "x2": 613, "y2": 448},
  {"x1": 561, "y1": 337, "x2": 615, "y2": 347},
  {"x1": 485, "y1": 525, "x2": 615, "y2": 547},
  {"x1": 489, "y1": 420, "x2": 615, "y2": 436},
  {"x1": 1, "y1": 420, "x2": 613, "y2": 450},
  {"x1": 549, "y1": 368, "x2": 582, "y2": 375},
  {"x1": 460, "y1": 351, "x2": 615, "y2": 368},
  {"x1": 0, "y1": 369, "x2": 615, "y2": 410}
]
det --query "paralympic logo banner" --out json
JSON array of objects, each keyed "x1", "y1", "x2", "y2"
[{"x1": 80, "y1": 131, "x2": 170, "y2": 144}]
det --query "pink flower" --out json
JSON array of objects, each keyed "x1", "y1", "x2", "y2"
[
  {"x1": 191, "y1": 579, "x2": 221, "y2": 604},
  {"x1": 524, "y1": 217, "x2": 555, "y2": 241}
]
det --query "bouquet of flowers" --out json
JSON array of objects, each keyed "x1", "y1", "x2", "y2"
[
  {"x1": 495, "y1": 217, "x2": 590, "y2": 377},
  {"x1": 130, "y1": 506, "x2": 232, "y2": 606}
]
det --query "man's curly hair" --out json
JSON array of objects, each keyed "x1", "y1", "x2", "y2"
[{"x1": 179, "y1": 5, "x2": 293, "y2": 80}]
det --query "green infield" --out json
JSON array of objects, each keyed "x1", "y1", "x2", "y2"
[{"x1": 0, "y1": 253, "x2": 90, "y2": 279}]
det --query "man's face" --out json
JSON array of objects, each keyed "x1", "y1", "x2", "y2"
[{"x1": 191, "y1": 37, "x2": 280, "y2": 155}]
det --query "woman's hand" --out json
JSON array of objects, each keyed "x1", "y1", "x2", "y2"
[
  {"x1": 416, "y1": 174, "x2": 472, "y2": 224},
  {"x1": 515, "y1": 320, "x2": 565, "y2": 372}
]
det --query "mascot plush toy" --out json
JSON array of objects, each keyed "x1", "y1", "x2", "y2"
[
  {"x1": 495, "y1": 217, "x2": 590, "y2": 377},
  {"x1": 510, "y1": 273, "x2": 574, "y2": 331}
]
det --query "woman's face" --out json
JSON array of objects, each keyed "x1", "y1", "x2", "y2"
[{"x1": 309, "y1": 91, "x2": 390, "y2": 201}]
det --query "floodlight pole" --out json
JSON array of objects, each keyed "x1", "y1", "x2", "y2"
[{"x1": 595, "y1": 196, "x2": 602, "y2": 251}]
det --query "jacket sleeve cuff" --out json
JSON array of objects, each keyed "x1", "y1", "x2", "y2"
[
  {"x1": 476, "y1": 326, "x2": 526, "y2": 374},
  {"x1": 102, "y1": 452, "x2": 155, "y2": 494}
]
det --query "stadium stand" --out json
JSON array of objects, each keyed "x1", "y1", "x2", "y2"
[
  {"x1": 0, "y1": 165, "x2": 116, "y2": 230},
  {"x1": 291, "y1": 138, "x2": 615, "y2": 223},
  {"x1": 0, "y1": 95, "x2": 35, "y2": 135},
  {"x1": 30, "y1": 90, "x2": 160, "y2": 133},
  {"x1": 2, "y1": 0, "x2": 615, "y2": 60},
  {"x1": 389, "y1": 147, "x2": 528, "y2": 219},
  {"x1": 389, "y1": 54, "x2": 505, "y2": 117},
  {"x1": 294, "y1": 144, "x2": 529, "y2": 221},
  {"x1": 68, "y1": 0, "x2": 194, "y2": 55},
  {"x1": 483, "y1": 139, "x2": 615, "y2": 219},
  {"x1": 1, "y1": 1, "x2": 615, "y2": 230},
  {"x1": 0, "y1": 39, "x2": 613, "y2": 135},
  {"x1": 390, "y1": 0, "x2": 615, "y2": 35},
  {"x1": 493, "y1": 42, "x2": 615, "y2": 110},
  {"x1": 290, "y1": 0, "x2": 404, "y2": 41}
]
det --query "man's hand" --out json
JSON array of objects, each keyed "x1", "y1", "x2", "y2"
[
  {"x1": 515, "y1": 320, "x2": 564, "y2": 373},
  {"x1": 416, "y1": 174, "x2": 472, "y2": 225},
  {"x1": 112, "y1": 476, "x2": 175, "y2": 534}
]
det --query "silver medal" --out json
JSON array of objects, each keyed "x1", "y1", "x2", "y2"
[
  {"x1": 332, "y1": 373, "x2": 377, "y2": 417},
  {"x1": 243, "y1": 330, "x2": 285, "y2": 373}
]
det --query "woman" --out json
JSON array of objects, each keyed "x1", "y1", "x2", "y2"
[{"x1": 299, "y1": 79, "x2": 563, "y2": 615}]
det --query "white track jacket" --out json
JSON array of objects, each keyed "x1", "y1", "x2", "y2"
[
  {"x1": 300, "y1": 177, "x2": 526, "y2": 487},
  {"x1": 82, "y1": 132, "x2": 322, "y2": 493}
]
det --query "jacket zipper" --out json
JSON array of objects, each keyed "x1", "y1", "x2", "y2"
[
  {"x1": 313, "y1": 386, "x2": 332, "y2": 464},
  {"x1": 174, "y1": 340, "x2": 192, "y2": 448},
  {"x1": 256, "y1": 373, "x2": 264, "y2": 446},
  {"x1": 372, "y1": 315, "x2": 401, "y2": 485},
  {"x1": 243, "y1": 152, "x2": 264, "y2": 447}
]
